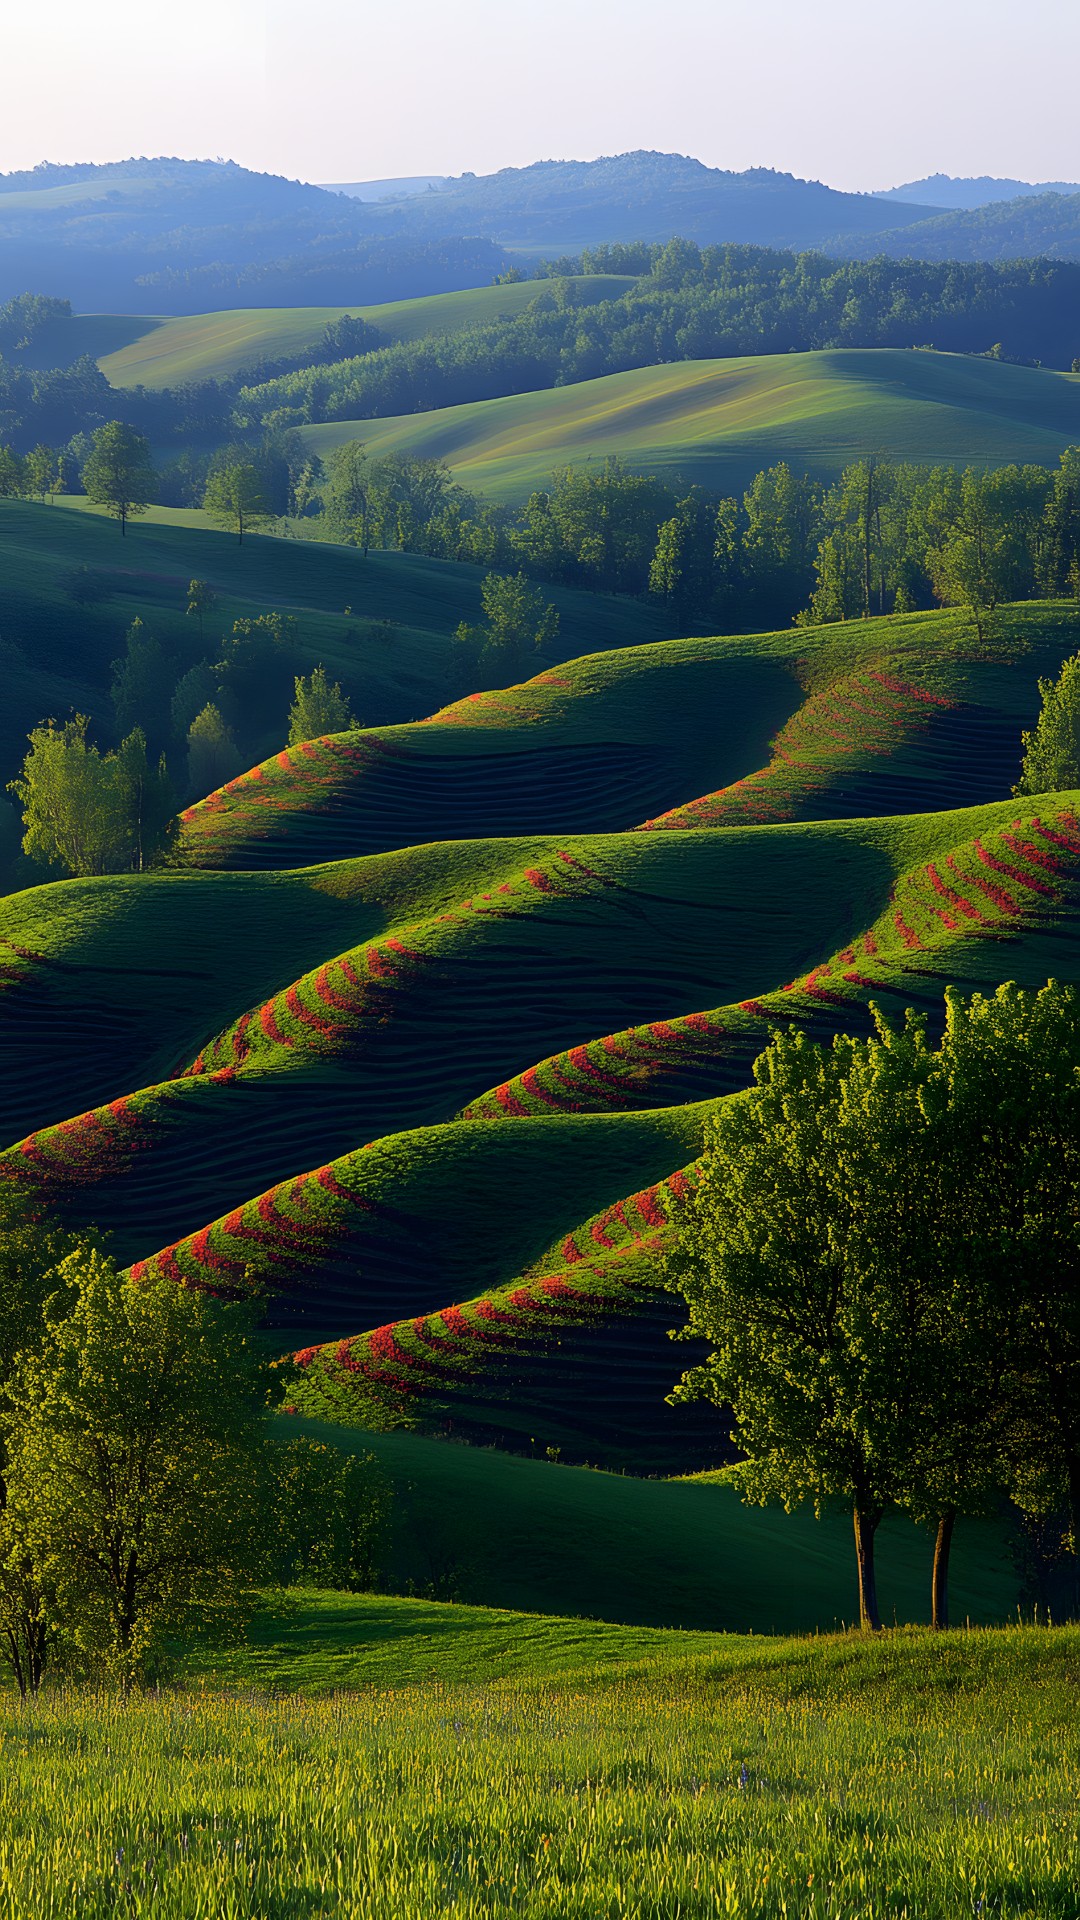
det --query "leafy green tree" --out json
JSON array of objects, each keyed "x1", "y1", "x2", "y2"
[
  {"x1": 110, "y1": 617, "x2": 173, "y2": 751},
  {"x1": 1038, "y1": 448, "x2": 1080, "y2": 598},
  {"x1": 185, "y1": 578, "x2": 220, "y2": 645},
  {"x1": 287, "y1": 666, "x2": 356, "y2": 745},
  {"x1": 8, "y1": 718, "x2": 173, "y2": 877},
  {"x1": 1, "y1": 1250, "x2": 269, "y2": 1686},
  {"x1": 1015, "y1": 652, "x2": 1080, "y2": 795},
  {"x1": 203, "y1": 460, "x2": 273, "y2": 544},
  {"x1": 170, "y1": 661, "x2": 218, "y2": 745},
  {"x1": 742, "y1": 462, "x2": 820, "y2": 624},
  {"x1": 186, "y1": 703, "x2": 243, "y2": 798},
  {"x1": 115, "y1": 729, "x2": 175, "y2": 872},
  {"x1": 22, "y1": 444, "x2": 56, "y2": 503},
  {"x1": 0, "y1": 446, "x2": 24, "y2": 497},
  {"x1": 8, "y1": 716, "x2": 127, "y2": 877},
  {"x1": 454, "y1": 571, "x2": 559, "y2": 689},
  {"x1": 270, "y1": 1437, "x2": 392, "y2": 1591},
  {"x1": 323, "y1": 441, "x2": 370, "y2": 551},
  {"x1": 82, "y1": 422, "x2": 155, "y2": 536},
  {"x1": 667, "y1": 1009, "x2": 1009, "y2": 1631},
  {"x1": 0, "y1": 1192, "x2": 98, "y2": 1696}
]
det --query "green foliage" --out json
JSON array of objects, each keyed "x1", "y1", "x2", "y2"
[
  {"x1": 81, "y1": 420, "x2": 155, "y2": 534},
  {"x1": 669, "y1": 983, "x2": 1080, "y2": 1628},
  {"x1": 453, "y1": 571, "x2": 559, "y2": 688},
  {"x1": 270, "y1": 1436, "x2": 392, "y2": 1590},
  {"x1": 1016, "y1": 650, "x2": 1080, "y2": 794},
  {"x1": 184, "y1": 577, "x2": 220, "y2": 643},
  {"x1": 287, "y1": 666, "x2": 355, "y2": 745},
  {"x1": 0, "y1": 1249, "x2": 270, "y2": 1686},
  {"x1": 110, "y1": 616, "x2": 173, "y2": 749},
  {"x1": 170, "y1": 660, "x2": 218, "y2": 744},
  {"x1": 203, "y1": 457, "x2": 274, "y2": 543},
  {"x1": 186, "y1": 702, "x2": 242, "y2": 799},
  {"x1": 7, "y1": 714, "x2": 171, "y2": 877}
]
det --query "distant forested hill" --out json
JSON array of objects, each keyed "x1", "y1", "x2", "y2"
[
  {"x1": 362, "y1": 151, "x2": 938, "y2": 250},
  {"x1": 874, "y1": 174, "x2": 1080, "y2": 210},
  {"x1": 0, "y1": 159, "x2": 510, "y2": 311},
  {"x1": 837, "y1": 193, "x2": 1080, "y2": 262}
]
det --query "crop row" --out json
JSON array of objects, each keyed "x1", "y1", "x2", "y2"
[
  {"x1": 639, "y1": 668, "x2": 952, "y2": 830},
  {"x1": 179, "y1": 733, "x2": 403, "y2": 856},
  {"x1": 464, "y1": 809, "x2": 1080, "y2": 1120}
]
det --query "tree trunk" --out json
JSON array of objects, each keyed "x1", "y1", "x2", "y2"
[
  {"x1": 1067, "y1": 1457, "x2": 1080, "y2": 1621},
  {"x1": 853, "y1": 1503, "x2": 883, "y2": 1630},
  {"x1": 931, "y1": 1509, "x2": 956, "y2": 1629}
]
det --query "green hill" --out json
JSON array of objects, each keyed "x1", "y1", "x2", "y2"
[
  {"x1": 82, "y1": 277, "x2": 636, "y2": 388},
  {"x1": 0, "y1": 498, "x2": 667, "y2": 802},
  {"x1": 298, "y1": 348, "x2": 1080, "y2": 502}
]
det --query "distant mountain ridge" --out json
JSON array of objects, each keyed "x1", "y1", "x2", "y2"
[{"x1": 876, "y1": 172, "x2": 1080, "y2": 210}]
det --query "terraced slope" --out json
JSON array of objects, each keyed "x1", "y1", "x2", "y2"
[
  {"x1": 177, "y1": 602, "x2": 1078, "y2": 869},
  {"x1": 8, "y1": 598, "x2": 1080, "y2": 1465},
  {"x1": 299, "y1": 348, "x2": 1080, "y2": 501}
]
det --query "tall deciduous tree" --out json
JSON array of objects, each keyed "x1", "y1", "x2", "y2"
[
  {"x1": 185, "y1": 578, "x2": 220, "y2": 645},
  {"x1": 1, "y1": 1251, "x2": 269, "y2": 1686},
  {"x1": 287, "y1": 666, "x2": 355, "y2": 745},
  {"x1": 203, "y1": 460, "x2": 274, "y2": 544},
  {"x1": 8, "y1": 718, "x2": 172, "y2": 877},
  {"x1": 110, "y1": 617, "x2": 173, "y2": 751},
  {"x1": 186, "y1": 703, "x2": 242, "y2": 798},
  {"x1": 82, "y1": 422, "x2": 155, "y2": 535},
  {"x1": 1015, "y1": 651, "x2": 1080, "y2": 796}
]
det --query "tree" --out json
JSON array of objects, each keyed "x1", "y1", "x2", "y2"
[
  {"x1": 323, "y1": 442, "x2": 371, "y2": 551},
  {"x1": 271, "y1": 1437, "x2": 392, "y2": 1590},
  {"x1": 666, "y1": 1010, "x2": 1007, "y2": 1631},
  {"x1": 0, "y1": 1190, "x2": 96, "y2": 1696},
  {"x1": 288, "y1": 667, "x2": 355, "y2": 745},
  {"x1": 82, "y1": 422, "x2": 155, "y2": 535},
  {"x1": 110, "y1": 617, "x2": 173, "y2": 750},
  {"x1": 0, "y1": 446, "x2": 24, "y2": 498},
  {"x1": 8, "y1": 716, "x2": 128, "y2": 877},
  {"x1": 115, "y1": 728, "x2": 175, "y2": 872},
  {"x1": 453, "y1": 571, "x2": 559, "y2": 689},
  {"x1": 8, "y1": 717, "x2": 172, "y2": 877},
  {"x1": 170, "y1": 660, "x2": 218, "y2": 744},
  {"x1": 22, "y1": 444, "x2": 56, "y2": 504},
  {"x1": 186, "y1": 703, "x2": 242, "y2": 798},
  {"x1": 1, "y1": 1250, "x2": 269, "y2": 1686},
  {"x1": 186, "y1": 578, "x2": 220, "y2": 644},
  {"x1": 1015, "y1": 652, "x2": 1080, "y2": 795},
  {"x1": 203, "y1": 460, "x2": 274, "y2": 544}
]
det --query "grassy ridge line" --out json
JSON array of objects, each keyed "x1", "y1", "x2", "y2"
[
  {"x1": 466, "y1": 799, "x2": 1080, "y2": 1119},
  {"x1": 298, "y1": 346, "x2": 1080, "y2": 501},
  {"x1": 176, "y1": 603, "x2": 1080, "y2": 874},
  {"x1": 93, "y1": 277, "x2": 637, "y2": 387}
]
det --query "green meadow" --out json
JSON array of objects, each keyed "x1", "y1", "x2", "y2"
[
  {"x1": 300, "y1": 347, "x2": 1080, "y2": 499},
  {"x1": 4, "y1": 1625, "x2": 1078, "y2": 1918}
]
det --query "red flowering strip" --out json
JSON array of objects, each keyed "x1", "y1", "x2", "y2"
[
  {"x1": 893, "y1": 911, "x2": 922, "y2": 951},
  {"x1": 974, "y1": 839, "x2": 1055, "y2": 899}
]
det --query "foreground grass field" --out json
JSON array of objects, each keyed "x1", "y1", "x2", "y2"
[
  {"x1": 299, "y1": 346, "x2": 1080, "y2": 500},
  {"x1": 5, "y1": 1627, "x2": 1079, "y2": 1917}
]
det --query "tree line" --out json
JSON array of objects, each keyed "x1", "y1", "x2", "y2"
[
  {"x1": 668, "y1": 982, "x2": 1080, "y2": 1631},
  {"x1": 319, "y1": 441, "x2": 1080, "y2": 636}
]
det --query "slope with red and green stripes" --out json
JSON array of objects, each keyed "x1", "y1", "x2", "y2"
[{"x1": 4, "y1": 598, "x2": 1080, "y2": 1465}]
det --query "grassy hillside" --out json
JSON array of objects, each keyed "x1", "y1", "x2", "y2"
[
  {"x1": 299, "y1": 348, "x2": 1080, "y2": 501},
  {"x1": 0, "y1": 498, "x2": 667, "y2": 795},
  {"x1": 248, "y1": 1417, "x2": 1019, "y2": 1638},
  {"x1": 91, "y1": 277, "x2": 635, "y2": 387},
  {"x1": 176, "y1": 602, "x2": 1077, "y2": 870}
]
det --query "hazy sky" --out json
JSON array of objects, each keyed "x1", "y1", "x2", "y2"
[{"x1": 6, "y1": 0, "x2": 1080, "y2": 192}]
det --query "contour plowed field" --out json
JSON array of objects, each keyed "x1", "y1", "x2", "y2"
[{"x1": 5, "y1": 599, "x2": 1080, "y2": 1463}]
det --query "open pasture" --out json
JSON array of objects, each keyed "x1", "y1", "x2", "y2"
[{"x1": 298, "y1": 346, "x2": 1080, "y2": 500}]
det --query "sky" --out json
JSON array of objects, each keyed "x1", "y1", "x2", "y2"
[{"x1": 5, "y1": 0, "x2": 1080, "y2": 193}]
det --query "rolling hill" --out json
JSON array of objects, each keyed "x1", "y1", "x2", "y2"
[
  {"x1": 4, "y1": 597, "x2": 1080, "y2": 1469},
  {"x1": 298, "y1": 348, "x2": 1080, "y2": 502},
  {"x1": 30, "y1": 277, "x2": 635, "y2": 388},
  {"x1": 0, "y1": 498, "x2": 667, "y2": 804}
]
